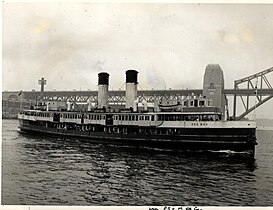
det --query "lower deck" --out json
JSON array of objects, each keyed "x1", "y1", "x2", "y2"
[{"x1": 19, "y1": 119, "x2": 257, "y2": 158}]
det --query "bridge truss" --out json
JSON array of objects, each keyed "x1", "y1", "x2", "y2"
[
  {"x1": 233, "y1": 67, "x2": 273, "y2": 120},
  {"x1": 29, "y1": 89, "x2": 203, "y2": 103}
]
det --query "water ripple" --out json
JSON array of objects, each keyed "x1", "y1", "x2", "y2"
[{"x1": 2, "y1": 119, "x2": 273, "y2": 206}]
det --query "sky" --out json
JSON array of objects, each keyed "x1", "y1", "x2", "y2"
[{"x1": 2, "y1": 3, "x2": 273, "y2": 119}]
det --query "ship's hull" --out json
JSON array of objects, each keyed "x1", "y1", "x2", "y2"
[{"x1": 18, "y1": 119, "x2": 257, "y2": 158}]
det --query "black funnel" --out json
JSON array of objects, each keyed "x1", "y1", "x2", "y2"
[
  {"x1": 125, "y1": 70, "x2": 138, "y2": 84},
  {"x1": 98, "y1": 72, "x2": 109, "y2": 85}
]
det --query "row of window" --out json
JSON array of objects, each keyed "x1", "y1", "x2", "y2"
[
  {"x1": 60, "y1": 114, "x2": 108, "y2": 120},
  {"x1": 22, "y1": 111, "x2": 51, "y2": 117},
  {"x1": 158, "y1": 114, "x2": 221, "y2": 121},
  {"x1": 24, "y1": 120, "x2": 213, "y2": 135},
  {"x1": 112, "y1": 115, "x2": 155, "y2": 121},
  {"x1": 85, "y1": 115, "x2": 105, "y2": 120},
  {"x1": 85, "y1": 114, "x2": 154, "y2": 121},
  {"x1": 22, "y1": 111, "x2": 221, "y2": 122},
  {"x1": 185, "y1": 99, "x2": 213, "y2": 107},
  {"x1": 61, "y1": 113, "x2": 83, "y2": 119},
  {"x1": 36, "y1": 113, "x2": 51, "y2": 117},
  {"x1": 160, "y1": 99, "x2": 212, "y2": 107}
]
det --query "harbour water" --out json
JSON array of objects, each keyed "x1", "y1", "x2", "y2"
[{"x1": 2, "y1": 119, "x2": 273, "y2": 206}]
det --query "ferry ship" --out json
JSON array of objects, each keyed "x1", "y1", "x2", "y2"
[{"x1": 18, "y1": 65, "x2": 258, "y2": 158}]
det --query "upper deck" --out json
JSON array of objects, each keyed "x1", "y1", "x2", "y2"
[{"x1": 18, "y1": 109, "x2": 256, "y2": 129}]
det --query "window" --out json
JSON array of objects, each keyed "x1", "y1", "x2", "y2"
[
  {"x1": 194, "y1": 99, "x2": 198, "y2": 107},
  {"x1": 210, "y1": 83, "x2": 215, "y2": 89},
  {"x1": 199, "y1": 100, "x2": 205, "y2": 106}
]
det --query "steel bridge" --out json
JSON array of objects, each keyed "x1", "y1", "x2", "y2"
[
  {"x1": 233, "y1": 67, "x2": 273, "y2": 120},
  {"x1": 2, "y1": 67, "x2": 273, "y2": 120}
]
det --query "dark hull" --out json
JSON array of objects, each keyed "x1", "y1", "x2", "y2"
[{"x1": 18, "y1": 122, "x2": 257, "y2": 158}]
